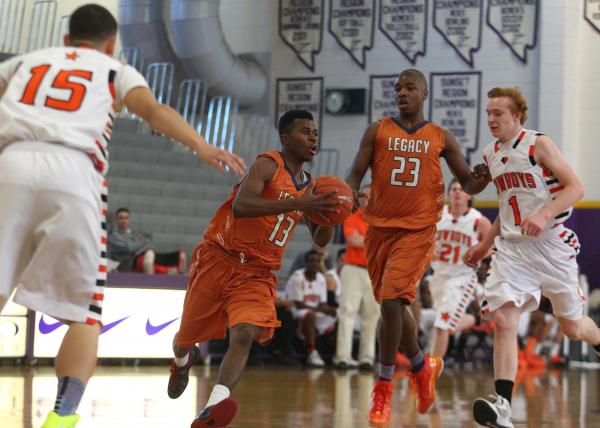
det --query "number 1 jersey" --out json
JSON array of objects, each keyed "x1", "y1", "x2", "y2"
[
  {"x1": 0, "y1": 47, "x2": 148, "y2": 175},
  {"x1": 483, "y1": 128, "x2": 572, "y2": 240},
  {"x1": 364, "y1": 117, "x2": 446, "y2": 229},
  {"x1": 203, "y1": 151, "x2": 311, "y2": 271}
]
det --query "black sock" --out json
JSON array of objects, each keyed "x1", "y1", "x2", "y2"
[
  {"x1": 474, "y1": 314, "x2": 481, "y2": 326},
  {"x1": 54, "y1": 376, "x2": 86, "y2": 416},
  {"x1": 593, "y1": 342, "x2": 600, "y2": 353},
  {"x1": 495, "y1": 379, "x2": 514, "y2": 404}
]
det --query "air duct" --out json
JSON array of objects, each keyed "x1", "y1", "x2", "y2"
[
  {"x1": 118, "y1": 0, "x2": 267, "y2": 108},
  {"x1": 163, "y1": 0, "x2": 266, "y2": 107}
]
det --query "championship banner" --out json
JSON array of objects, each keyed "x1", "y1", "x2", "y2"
[
  {"x1": 487, "y1": 0, "x2": 539, "y2": 63},
  {"x1": 433, "y1": 0, "x2": 482, "y2": 67},
  {"x1": 585, "y1": 0, "x2": 600, "y2": 34},
  {"x1": 429, "y1": 72, "x2": 481, "y2": 164},
  {"x1": 275, "y1": 77, "x2": 323, "y2": 132},
  {"x1": 279, "y1": 0, "x2": 324, "y2": 72},
  {"x1": 329, "y1": 0, "x2": 375, "y2": 69},
  {"x1": 368, "y1": 74, "x2": 398, "y2": 123},
  {"x1": 379, "y1": 0, "x2": 427, "y2": 64}
]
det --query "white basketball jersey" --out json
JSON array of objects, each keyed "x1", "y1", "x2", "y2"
[
  {"x1": 0, "y1": 47, "x2": 148, "y2": 175},
  {"x1": 431, "y1": 205, "x2": 482, "y2": 276},
  {"x1": 483, "y1": 129, "x2": 572, "y2": 240},
  {"x1": 285, "y1": 269, "x2": 327, "y2": 308}
]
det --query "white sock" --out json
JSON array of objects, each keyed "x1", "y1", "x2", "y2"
[
  {"x1": 205, "y1": 384, "x2": 230, "y2": 408},
  {"x1": 174, "y1": 354, "x2": 189, "y2": 367},
  {"x1": 550, "y1": 342, "x2": 560, "y2": 356}
]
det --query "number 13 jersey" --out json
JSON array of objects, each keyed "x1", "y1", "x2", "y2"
[
  {"x1": 483, "y1": 128, "x2": 572, "y2": 241},
  {"x1": 364, "y1": 117, "x2": 446, "y2": 229},
  {"x1": 204, "y1": 151, "x2": 311, "y2": 271},
  {"x1": 0, "y1": 47, "x2": 148, "y2": 175}
]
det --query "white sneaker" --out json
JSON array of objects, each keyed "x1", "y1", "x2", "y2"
[
  {"x1": 473, "y1": 394, "x2": 514, "y2": 428},
  {"x1": 307, "y1": 350, "x2": 325, "y2": 367}
]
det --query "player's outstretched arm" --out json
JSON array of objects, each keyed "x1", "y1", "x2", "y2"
[
  {"x1": 464, "y1": 216, "x2": 500, "y2": 268},
  {"x1": 520, "y1": 136, "x2": 584, "y2": 236},
  {"x1": 232, "y1": 158, "x2": 339, "y2": 218},
  {"x1": 346, "y1": 122, "x2": 378, "y2": 209},
  {"x1": 442, "y1": 129, "x2": 490, "y2": 195},
  {"x1": 123, "y1": 86, "x2": 246, "y2": 175}
]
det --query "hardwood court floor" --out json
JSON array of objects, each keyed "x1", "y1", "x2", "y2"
[{"x1": 1, "y1": 364, "x2": 599, "y2": 427}]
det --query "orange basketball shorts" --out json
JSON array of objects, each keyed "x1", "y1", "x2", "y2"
[
  {"x1": 364, "y1": 225, "x2": 436, "y2": 304},
  {"x1": 176, "y1": 242, "x2": 281, "y2": 348}
]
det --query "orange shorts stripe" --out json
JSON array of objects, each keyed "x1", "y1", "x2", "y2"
[
  {"x1": 364, "y1": 224, "x2": 436, "y2": 303},
  {"x1": 176, "y1": 242, "x2": 280, "y2": 348}
]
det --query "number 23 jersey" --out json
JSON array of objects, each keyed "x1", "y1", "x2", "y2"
[
  {"x1": 0, "y1": 47, "x2": 148, "y2": 174},
  {"x1": 204, "y1": 151, "x2": 311, "y2": 270},
  {"x1": 364, "y1": 117, "x2": 446, "y2": 229}
]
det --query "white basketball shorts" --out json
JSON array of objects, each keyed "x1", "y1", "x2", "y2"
[
  {"x1": 482, "y1": 225, "x2": 584, "y2": 320},
  {"x1": 0, "y1": 142, "x2": 108, "y2": 324},
  {"x1": 429, "y1": 272, "x2": 478, "y2": 332}
]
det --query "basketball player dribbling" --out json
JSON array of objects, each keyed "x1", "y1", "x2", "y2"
[
  {"x1": 464, "y1": 87, "x2": 600, "y2": 428},
  {"x1": 0, "y1": 5, "x2": 245, "y2": 428},
  {"x1": 167, "y1": 110, "x2": 340, "y2": 428},
  {"x1": 429, "y1": 179, "x2": 491, "y2": 358},
  {"x1": 345, "y1": 69, "x2": 490, "y2": 426}
]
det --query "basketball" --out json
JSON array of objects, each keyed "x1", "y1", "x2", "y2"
[{"x1": 306, "y1": 176, "x2": 354, "y2": 227}]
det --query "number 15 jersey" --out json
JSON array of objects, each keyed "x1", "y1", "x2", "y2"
[
  {"x1": 0, "y1": 47, "x2": 148, "y2": 175},
  {"x1": 364, "y1": 117, "x2": 446, "y2": 229}
]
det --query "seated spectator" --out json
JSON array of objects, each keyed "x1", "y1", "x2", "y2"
[
  {"x1": 285, "y1": 249, "x2": 337, "y2": 367},
  {"x1": 288, "y1": 243, "x2": 334, "y2": 276},
  {"x1": 107, "y1": 207, "x2": 186, "y2": 274}
]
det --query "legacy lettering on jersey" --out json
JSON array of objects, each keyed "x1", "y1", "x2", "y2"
[
  {"x1": 436, "y1": 229, "x2": 472, "y2": 246},
  {"x1": 388, "y1": 137, "x2": 430, "y2": 154},
  {"x1": 278, "y1": 190, "x2": 304, "y2": 216},
  {"x1": 492, "y1": 171, "x2": 537, "y2": 194}
]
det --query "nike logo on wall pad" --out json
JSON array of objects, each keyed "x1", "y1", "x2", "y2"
[{"x1": 146, "y1": 318, "x2": 179, "y2": 335}]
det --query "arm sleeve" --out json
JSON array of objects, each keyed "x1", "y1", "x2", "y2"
[{"x1": 114, "y1": 64, "x2": 149, "y2": 104}]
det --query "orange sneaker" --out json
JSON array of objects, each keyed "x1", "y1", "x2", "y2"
[
  {"x1": 368, "y1": 381, "x2": 393, "y2": 427},
  {"x1": 395, "y1": 352, "x2": 410, "y2": 368},
  {"x1": 409, "y1": 355, "x2": 444, "y2": 414}
]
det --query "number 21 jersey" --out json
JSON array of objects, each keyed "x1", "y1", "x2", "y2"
[
  {"x1": 364, "y1": 117, "x2": 446, "y2": 229},
  {"x1": 0, "y1": 47, "x2": 148, "y2": 175}
]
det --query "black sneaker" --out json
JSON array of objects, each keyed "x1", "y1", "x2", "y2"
[
  {"x1": 359, "y1": 361, "x2": 374, "y2": 371},
  {"x1": 168, "y1": 345, "x2": 200, "y2": 399},
  {"x1": 191, "y1": 397, "x2": 238, "y2": 428}
]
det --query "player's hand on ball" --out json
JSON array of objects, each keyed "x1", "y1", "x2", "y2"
[
  {"x1": 196, "y1": 145, "x2": 246, "y2": 175},
  {"x1": 520, "y1": 211, "x2": 547, "y2": 237},
  {"x1": 463, "y1": 242, "x2": 488, "y2": 268},
  {"x1": 299, "y1": 181, "x2": 341, "y2": 222},
  {"x1": 472, "y1": 163, "x2": 491, "y2": 182}
]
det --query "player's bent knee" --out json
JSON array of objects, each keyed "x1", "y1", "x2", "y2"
[
  {"x1": 230, "y1": 323, "x2": 259, "y2": 348},
  {"x1": 557, "y1": 319, "x2": 580, "y2": 340},
  {"x1": 492, "y1": 310, "x2": 519, "y2": 333}
]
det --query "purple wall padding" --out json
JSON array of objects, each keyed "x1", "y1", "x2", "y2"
[{"x1": 479, "y1": 208, "x2": 600, "y2": 291}]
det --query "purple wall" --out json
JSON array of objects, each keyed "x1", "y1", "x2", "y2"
[{"x1": 479, "y1": 208, "x2": 600, "y2": 291}]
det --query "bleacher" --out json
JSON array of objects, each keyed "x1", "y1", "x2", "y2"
[{"x1": 108, "y1": 118, "x2": 339, "y2": 284}]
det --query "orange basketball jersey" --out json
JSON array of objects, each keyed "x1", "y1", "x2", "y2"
[
  {"x1": 364, "y1": 117, "x2": 446, "y2": 229},
  {"x1": 203, "y1": 151, "x2": 311, "y2": 270}
]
